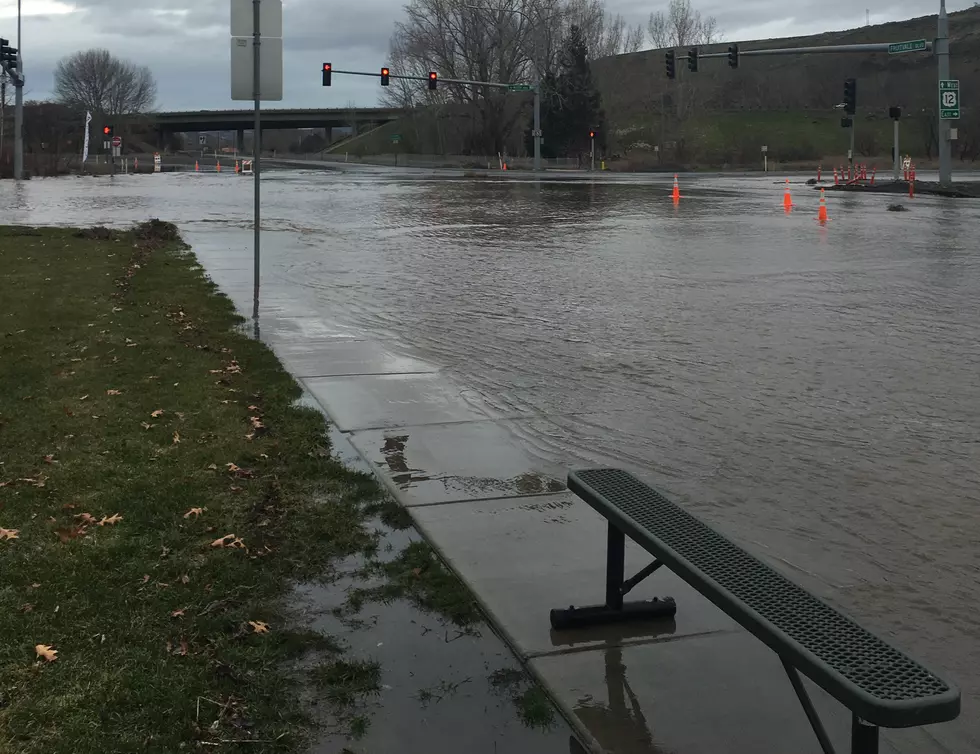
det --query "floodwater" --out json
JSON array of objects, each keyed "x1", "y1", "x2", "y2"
[{"x1": 2, "y1": 168, "x2": 979, "y2": 750}]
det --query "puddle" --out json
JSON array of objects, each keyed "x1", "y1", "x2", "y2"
[{"x1": 292, "y1": 520, "x2": 580, "y2": 753}]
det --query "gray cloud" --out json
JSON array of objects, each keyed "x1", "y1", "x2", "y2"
[{"x1": 6, "y1": 0, "x2": 975, "y2": 110}]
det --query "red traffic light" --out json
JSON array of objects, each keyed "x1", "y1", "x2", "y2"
[
  {"x1": 103, "y1": 126, "x2": 111, "y2": 135},
  {"x1": 381, "y1": 67, "x2": 390, "y2": 86},
  {"x1": 381, "y1": 67, "x2": 389, "y2": 76},
  {"x1": 427, "y1": 71, "x2": 437, "y2": 91},
  {"x1": 323, "y1": 63, "x2": 331, "y2": 71},
  {"x1": 589, "y1": 131, "x2": 595, "y2": 138}
]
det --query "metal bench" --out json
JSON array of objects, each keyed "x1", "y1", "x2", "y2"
[{"x1": 550, "y1": 468, "x2": 960, "y2": 754}]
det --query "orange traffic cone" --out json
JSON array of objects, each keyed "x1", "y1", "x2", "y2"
[
  {"x1": 235, "y1": 160, "x2": 240, "y2": 174},
  {"x1": 671, "y1": 174, "x2": 680, "y2": 202},
  {"x1": 818, "y1": 188, "x2": 828, "y2": 224},
  {"x1": 783, "y1": 179, "x2": 793, "y2": 210},
  {"x1": 216, "y1": 161, "x2": 221, "y2": 173},
  {"x1": 195, "y1": 160, "x2": 199, "y2": 172}
]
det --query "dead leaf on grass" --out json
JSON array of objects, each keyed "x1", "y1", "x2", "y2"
[
  {"x1": 0, "y1": 528, "x2": 20, "y2": 541},
  {"x1": 180, "y1": 574, "x2": 190, "y2": 584},
  {"x1": 248, "y1": 621, "x2": 270, "y2": 634},
  {"x1": 74, "y1": 512, "x2": 97, "y2": 525},
  {"x1": 211, "y1": 533, "x2": 237, "y2": 548},
  {"x1": 106, "y1": 389, "x2": 122, "y2": 396},
  {"x1": 206, "y1": 463, "x2": 218, "y2": 471},
  {"x1": 35, "y1": 645, "x2": 58, "y2": 662},
  {"x1": 55, "y1": 525, "x2": 88, "y2": 543},
  {"x1": 172, "y1": 431, "x2": 180, "y2": 444},
  {"x1": 183, "y1": 507, "x2": 205, "y2": 519},
  {"x1": 98, "y1": 513, "x2": 123, "y2": 526},
  {"x1": 171, "y1": 608, "x2": 185, "y2": 618},
  {"x1": 151, "y1": 409, "x2": 164, "y2": 418}
]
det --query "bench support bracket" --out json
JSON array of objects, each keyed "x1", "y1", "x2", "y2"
[
  {"x1": 851, "y1": 715, "x2": 879, "y2": 754},
  {"x1": 781, "y1": 658, "x2": 837, "y2": 754},
  {"x1": 550, "y1": 523, "x2": 677, "y2": 631}
]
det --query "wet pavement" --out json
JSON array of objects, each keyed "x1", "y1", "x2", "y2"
[{"x1": 2, "y1": 170, "x2": 979, "y2": 753}]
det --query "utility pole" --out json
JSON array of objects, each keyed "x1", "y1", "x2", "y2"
[
  {"x1": 937, "y1": 0, "x2": 952, "y2": 187},
  {"x1": 14, "y1": 0, "x2": 22, "y2": 180}
]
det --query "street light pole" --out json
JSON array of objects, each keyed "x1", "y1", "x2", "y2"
[
  {"x1": 14, "y1": 0, "x2": 23, "y2": 180},
  {"x1": 937, "y1": 0, "x2": 952, "y2": 187}
]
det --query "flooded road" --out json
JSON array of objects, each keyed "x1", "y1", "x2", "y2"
[{"x1": 2, "y1": 169, "x2": 979, "y2": 750}]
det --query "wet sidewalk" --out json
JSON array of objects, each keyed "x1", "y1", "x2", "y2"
[{"x1": 191, "y1": 237, "x2": 953, "y2": 754}]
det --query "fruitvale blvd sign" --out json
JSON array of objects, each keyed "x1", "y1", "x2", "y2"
[
  {"x1": 940, "y1": 79, "x2": 960, "y2": 120},
  {"x1": 888, "y1": 39, "x2": 927, "y2": 54}
]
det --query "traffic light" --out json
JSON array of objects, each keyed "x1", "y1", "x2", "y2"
[
  {"x1": 381, "y1": 67, "x2": 390, "y2": 86},
  {"x1": 322, "y1": 62, "x2": 332, "y2": 86},
  {"x1": 103, "y1": 125, "x2": 114, "y2": 137},
  {"x1": 589, "y1": 130, "x2": 595, "y2": 139},
  {"x1": 727, "y1": 44, "x2": 739, "y2": 69},
  {"x1": 665, "y1": 49, "x2": 675, "y2": 80},
  {"x1": 687, "y1": 47, "x2": 698, "y2": 73},
  {"x1": 889, "y1": 106, "x2": 902, "y2": 120},
  {"x1": 428, "y1": 71, "x2": 437, "y2": 90},
  {"x1": 0, "y1": 38, "x2": 18, "y2": 73},
  {"x1": 843, "y1": 78, "x2": 857, "y2": 114}
]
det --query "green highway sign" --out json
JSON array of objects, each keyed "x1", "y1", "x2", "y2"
[
  {"x1": 888, "y1": 39, "x2": 927, "y2": 54},
  {"x1": 507, "y1": 84, "x2": 533, "y2": 92},
  {"x1": 940, "y1": 79, "x2": 960, "y2": 120},
  {"x1": 391, "y1": 134, "x2": 402, "y2": 143}
]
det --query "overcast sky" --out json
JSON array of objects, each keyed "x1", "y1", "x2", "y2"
[{"x1": 0, "y1": 0, "x2": 971, "y2": 111}]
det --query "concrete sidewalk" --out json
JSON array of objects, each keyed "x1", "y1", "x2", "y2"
[{"x1": 192, "y1": 238, "x2": 943, "y2": 754}]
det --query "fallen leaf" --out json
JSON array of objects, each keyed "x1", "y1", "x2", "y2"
[
  {"x1": 206, "y1": 463, "x2": 218, "y2": 471},
  {"x1": 98, "y1": 513, "x2": 123, "y2": 526},
  {"x1": 180, "y1": 574, "x2": 190, "y2": 584},
  {"x1": 35, "y1": 644, "x2": 58, "y2": 662},
  {"x1": 0, "y1": 528, "x2": 19, "y2": 541},
  {"x1": 211, "y1": 533, "x2": 237, "y2": 548},
  {"x1": 141, "y1": 422, "x2": 153, "y2": 430},
  {"x1": 248, "y1": 621, "x2": 270, "y2": 634},
  {"x1": 142, "y1": 574, "x2": 151, "y2": 584},
  {"x1": 171, "y1": 608, "x2": 185, "y2": 618},
  {"x1": 55, "y1": 525, "x2": 87, "y2": 543},
  {"x1": 183, "y1": 507, "x2": 205, "y2": 519},
  {"x1": 150, "y1": 409, "x2": 164, "y2": 418},
  {"x1": 106, "y1": 389, "x2": 122, "y2": 396},
  {"x1": 172, "y1": 431, "x2": 180, "y2": 444},
  {"x1": 226, "y1": 463, "x2": 241, "y2": 473},
  {"x1": 75, "y1": 512, "x2": 97, "y2": 525},
  {"x1": 247, "y1": 405, "x2": 259, "y2": 411}
]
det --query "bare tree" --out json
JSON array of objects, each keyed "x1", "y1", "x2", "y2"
[
  {"x1": 53, "y1": 49, "x2": 157, "y2": 116},
  {"x1": 647, "y1": 0, "x2": 719, "y2": 49},
  {"x1": 561, "y1": 0, "x2": 644, "y2": 59}
]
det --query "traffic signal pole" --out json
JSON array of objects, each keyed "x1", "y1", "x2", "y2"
[{"x1": 937, "y1": 0, "x2": 952, "y2": 187}]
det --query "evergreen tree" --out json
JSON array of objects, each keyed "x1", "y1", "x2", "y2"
[{"x1": 537, "y1": 25, "x2": 606, "y2": 158}]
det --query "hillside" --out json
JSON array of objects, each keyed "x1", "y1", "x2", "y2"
[{"x1": 591, "y1": 6, "x2": 980, "y2": 165}]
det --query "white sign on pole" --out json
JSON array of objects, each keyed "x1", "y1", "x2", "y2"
[
  {"x1": 199, "y1": 134, "x2": 208, "y2": 145},
  {"x1": 230, "y1": 0, "x2": 282, "y2": 37},
  {"x1": 231, "y1": 36, "x2": 283, "y2": 101},
  {"x1": 154, "y1": 153, "x2": 162, "y2": 173}
]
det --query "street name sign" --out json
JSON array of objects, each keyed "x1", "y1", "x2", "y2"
[
  {"x1": 888, "y1": 39, "x2": 926, "y2": 54},
  {"x1": 940, "y1": 79, "x2": 960, "y2": 120},
  {"x1": 507, "y1": 84, "x2": 533, "y2": 92}
]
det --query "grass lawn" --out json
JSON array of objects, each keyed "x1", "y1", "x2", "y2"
[{"x1": 0, "y1": 222, "x2": 386, "y2": 752}]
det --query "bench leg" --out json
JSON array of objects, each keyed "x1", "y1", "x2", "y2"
[
  {"x1": 550, "y1": 522, "x2": 677, "y2": 631},
  {"x1": 851, "y1": 715, "x2": 878, "y2": 754}
]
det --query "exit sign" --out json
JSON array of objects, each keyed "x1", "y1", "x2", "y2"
[{"x1": 888, "y1": 39, "x2": 927, "y2": 54}]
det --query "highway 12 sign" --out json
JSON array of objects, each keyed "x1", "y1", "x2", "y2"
[{"x1": 940, "y1": 79, "x2": 960, "y2": 120}]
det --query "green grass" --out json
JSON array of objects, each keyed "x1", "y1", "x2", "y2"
[
  {"x1": 346, "y1": 541, "x2": 482, "y2": 628},
  {"x1": 0, "y1": 223, "x2": 382, "y2": 753},
  {"x1": 486, "y1": 667, "x2": 556, "y2": 729}
]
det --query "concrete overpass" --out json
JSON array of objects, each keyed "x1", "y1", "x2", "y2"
[{"x1": 150, "y1": 107, "x2": 404, "y2": 146}]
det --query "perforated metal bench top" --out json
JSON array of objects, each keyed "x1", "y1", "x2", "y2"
[{"x1": 568, "y1": 468, "x2": 960, "y2": 729}]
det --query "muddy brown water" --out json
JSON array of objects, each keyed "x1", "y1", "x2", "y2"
[{"x1": 2, "y1": 169, "x2": 979, "y2": 750}]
